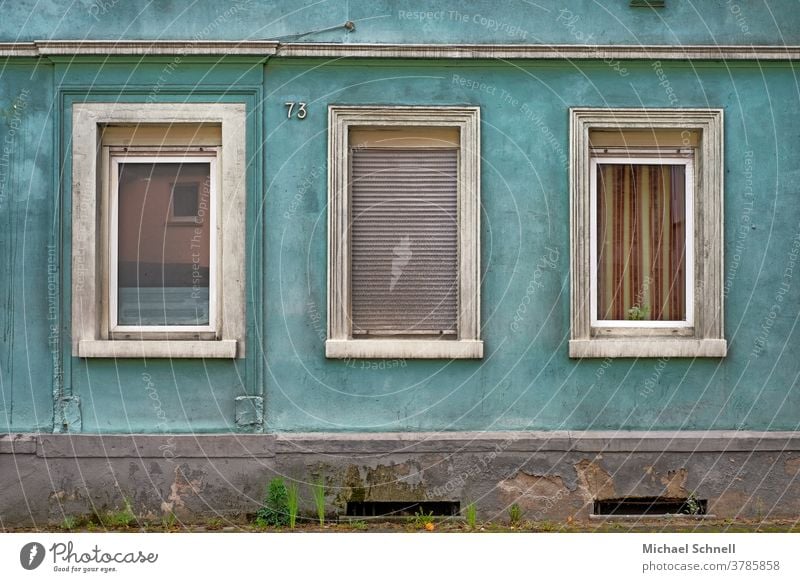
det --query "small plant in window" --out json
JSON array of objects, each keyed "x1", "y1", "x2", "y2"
[
  {"x1": 312, "y1": 475, "x2": 326, "y2": 526},
  {"x1": 508, "y1": 503, "x2": 523, "y2": 527},
  {"x1": 625, "y1": 304, "x2": 650, "y2": 321},
  {"x1": 255, "y1": 477, "x2": 290, "y2": 527},
  {"x1": 464, "y1": 502, "x2": 477, "y2": 530}
]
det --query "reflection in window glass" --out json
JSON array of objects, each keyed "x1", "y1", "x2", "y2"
[
  {"x1": 596, "y1": 163, "x2": 686, "y2": 322},
  {"x1": 171, "y1": 183, "x2": 200, "y2": 219},
  {"x1": 116, "y1": 162, "x2": 211, "y2": 326}
]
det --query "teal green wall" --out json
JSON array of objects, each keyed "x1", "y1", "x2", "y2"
[
  {"x1": 0, "y1": 62, "x2": 55, "y2": 432},
  {"x1": 264, "y1": 59, "x2": 800, "y2": 432},
  {"x1": 1, "y1": 0, "x2": 797, "y2": 45},
  {"x1": 55, "y1": 58, "x2": 266, "y2": 433},
  {"x1": 0, "y1": 9, "x2": 798, "y2": 433}
]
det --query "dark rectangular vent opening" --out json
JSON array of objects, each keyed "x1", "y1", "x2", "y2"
[
  {"x1": 346, "y1": 501, "x2": 460, "y2": 518},
  {"x1": 630, "y1": 0, "x2": 665, "y2": 7},
  {"x1": 594, "y1": 497, "x2": 707, "y2": 516}
]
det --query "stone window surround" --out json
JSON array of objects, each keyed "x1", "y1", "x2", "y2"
[
  {"x1": 326, "y1": 106, "x2": 483, "y2": 359},
  {"x1": 71, "y1": 102, "x2": 246, "y2": 359},
  {"x1": 569, "y1": 108, "x2": 726, "y2": 358}
]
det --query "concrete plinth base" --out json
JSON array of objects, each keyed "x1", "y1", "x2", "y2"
[{"x1": 2, "y1": 431, "x2": 799, "y2": 527}]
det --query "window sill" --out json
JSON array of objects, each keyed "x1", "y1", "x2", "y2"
[
  {"x1": 78, "y1": 339, "x2": 237, "y2": 359},
  {"x1": 569, "y1": 339, "x2": 727, "y2": 359},
  {"x1": 325, "y1": 339, "x2": 483, "y2": 359}
]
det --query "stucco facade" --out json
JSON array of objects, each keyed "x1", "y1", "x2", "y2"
[{"x1": 1, "y1": 0, "x2": 799, "y2": 525}]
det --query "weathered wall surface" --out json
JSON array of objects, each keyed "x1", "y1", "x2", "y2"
[
  {"x1": 0, "y1": 0, "x2": 795, "y2": 45},
  {"x1": 0, "y1": 0, "x2": 798, "y2": 530},
  {"x1": 3, "y1": 433, "x2": 799, "y2": 526},
  {"x1": 0, "y1": 56, "x2": 798, "y2": 433}
]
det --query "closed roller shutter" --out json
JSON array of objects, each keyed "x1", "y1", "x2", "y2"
[{"x1": 350, "y1": 148, "x2": 459, "y2": 336}]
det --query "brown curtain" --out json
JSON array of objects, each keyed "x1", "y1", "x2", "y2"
[{"x1": 596, "y1": 163, "x2": 686, "y2": 321}]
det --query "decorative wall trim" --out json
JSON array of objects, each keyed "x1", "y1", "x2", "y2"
[
  {"x1": 78, "y1": 340, "x2": 238, "y2": 359},
  {"x1": 0, "y1": 42, "x2": 38, "y2": 56},
  {"x1": 4, "y1": 431, "x2": 800, "y2": 457},
  {"x1": 325, "y1": 339, "x2": 484, "y2": 359},
  {"x1": 568, "y1": 339, "x2": 728, "y2": 359},
  {"x1": 1, "y1": 41, "x2": 799, "y2": 60},
  {"x1": 274, "y1": 430, "x2": 800, "y2": 454},
  {"x1": 17, "y1": 434, "x2": 276, "y2": 458},
  {"x1": 278, "y1": 43, "x2": 800, "y2": 61}
]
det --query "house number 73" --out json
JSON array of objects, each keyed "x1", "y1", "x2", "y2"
[{"x1": 285, "y1": 102, "x2": 307, "y2": 119}]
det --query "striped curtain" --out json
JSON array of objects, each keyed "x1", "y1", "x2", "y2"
[{"x1": 596, "y1": 163, "x2": 686, "y2": 321}]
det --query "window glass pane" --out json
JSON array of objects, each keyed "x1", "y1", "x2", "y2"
[
  {"x1": 596, "y1": 163, "x2": 686, "y2": 321},
  {"x1": 350, "y1": 148, "x2": 459, "y2": 336},
  {"x1": 117, "y1": 161, "x2": 211, "y2": 326}
]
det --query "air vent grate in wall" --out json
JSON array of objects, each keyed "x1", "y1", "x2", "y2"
[
  {"x1": 345, "y1": 501, "x2": 460, "y2": 518},
  {"x1": 594, "y1": 496, "x2": 707, "y2": 516},
  {"x1": 630, "y1": 0, "x2": 665, "y2": 8}
]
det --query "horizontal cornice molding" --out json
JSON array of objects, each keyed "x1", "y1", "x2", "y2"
[
  {"x1": 4, "y1": 431, "x2": 800, "y2": 457},
  {"x1": 0, "y1": 40, "x2": 799, "y2": 60}
]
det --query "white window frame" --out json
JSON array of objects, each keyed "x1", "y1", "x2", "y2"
[
  {"x1": 326, "y1": 106, "x2": 483, "y2": 359},
  {"x1": 71, "y1": 102, "x2": 246, "y2": 359},
  {"x1": 569, "y1": 108, "x2": 726, "y2": 359},
  {"x1": 589, "y1": 155, "x2": 694, "y2": 329},
  {"x1": 108, "y1": 153, "x2": 218, "y2": 334}
]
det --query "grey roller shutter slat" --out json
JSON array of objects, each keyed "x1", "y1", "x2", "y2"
[{"x1": 350, "y1": 148, "x2": 459, "y2": 336}]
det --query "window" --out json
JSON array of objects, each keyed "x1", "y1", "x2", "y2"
[
  {"x1": 71, "y1": 103, "x2": 246, "y2": 358},
  {"x1": 591, "y1": 152, "x2": 693, "y2": 328},
  {"x1": 326, "y1": 106, "x2": 482, "y2": 359},
  {"x1": 569, "y1": 108, "x2": 726, "y2": 358},
  {"x1": 110, "y1": 152, "x2": 216, "y2": 332}
]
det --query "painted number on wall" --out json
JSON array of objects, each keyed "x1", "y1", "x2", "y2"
[{"x1": 285, "y1": 102, "x2": 307, "y2": 119}]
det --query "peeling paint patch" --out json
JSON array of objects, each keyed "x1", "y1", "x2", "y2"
[
  {"x1": 234, "y1": 396, "x2": 263, "y2": 431},
  {"x1": 640, "y1": 465, "x2": 691, "y2": 496},
  {"x1": 499, "y1": 471, "x2": 569, "y2": 500},
  {"x1": 48, "y1": 489, "x2": 80, "y2": 503},
  {"x1": 660, "y1": 468, "x2": 689, "y2": 497},
  {"x1": 784, "y1": 457, "x2": 800, "y2": 477},
  {"x1": 364, "y1": 463, "x2": 427, "y2": 501},
  {"x1": 336, "y1": 462, "x2": 429, "y2": 506},
  {"x1": 57, "y1": 396, "x2": 81, "y2": 432},
  {"x1": 497, "y1": 471, "x2": 574, "y2": 517},
  {"x1": 160, "y1": 464, "x2": 204, "y2": 515},
  {"x1": 574, "y1": 459, "x2": 616, "y2": 500}
]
